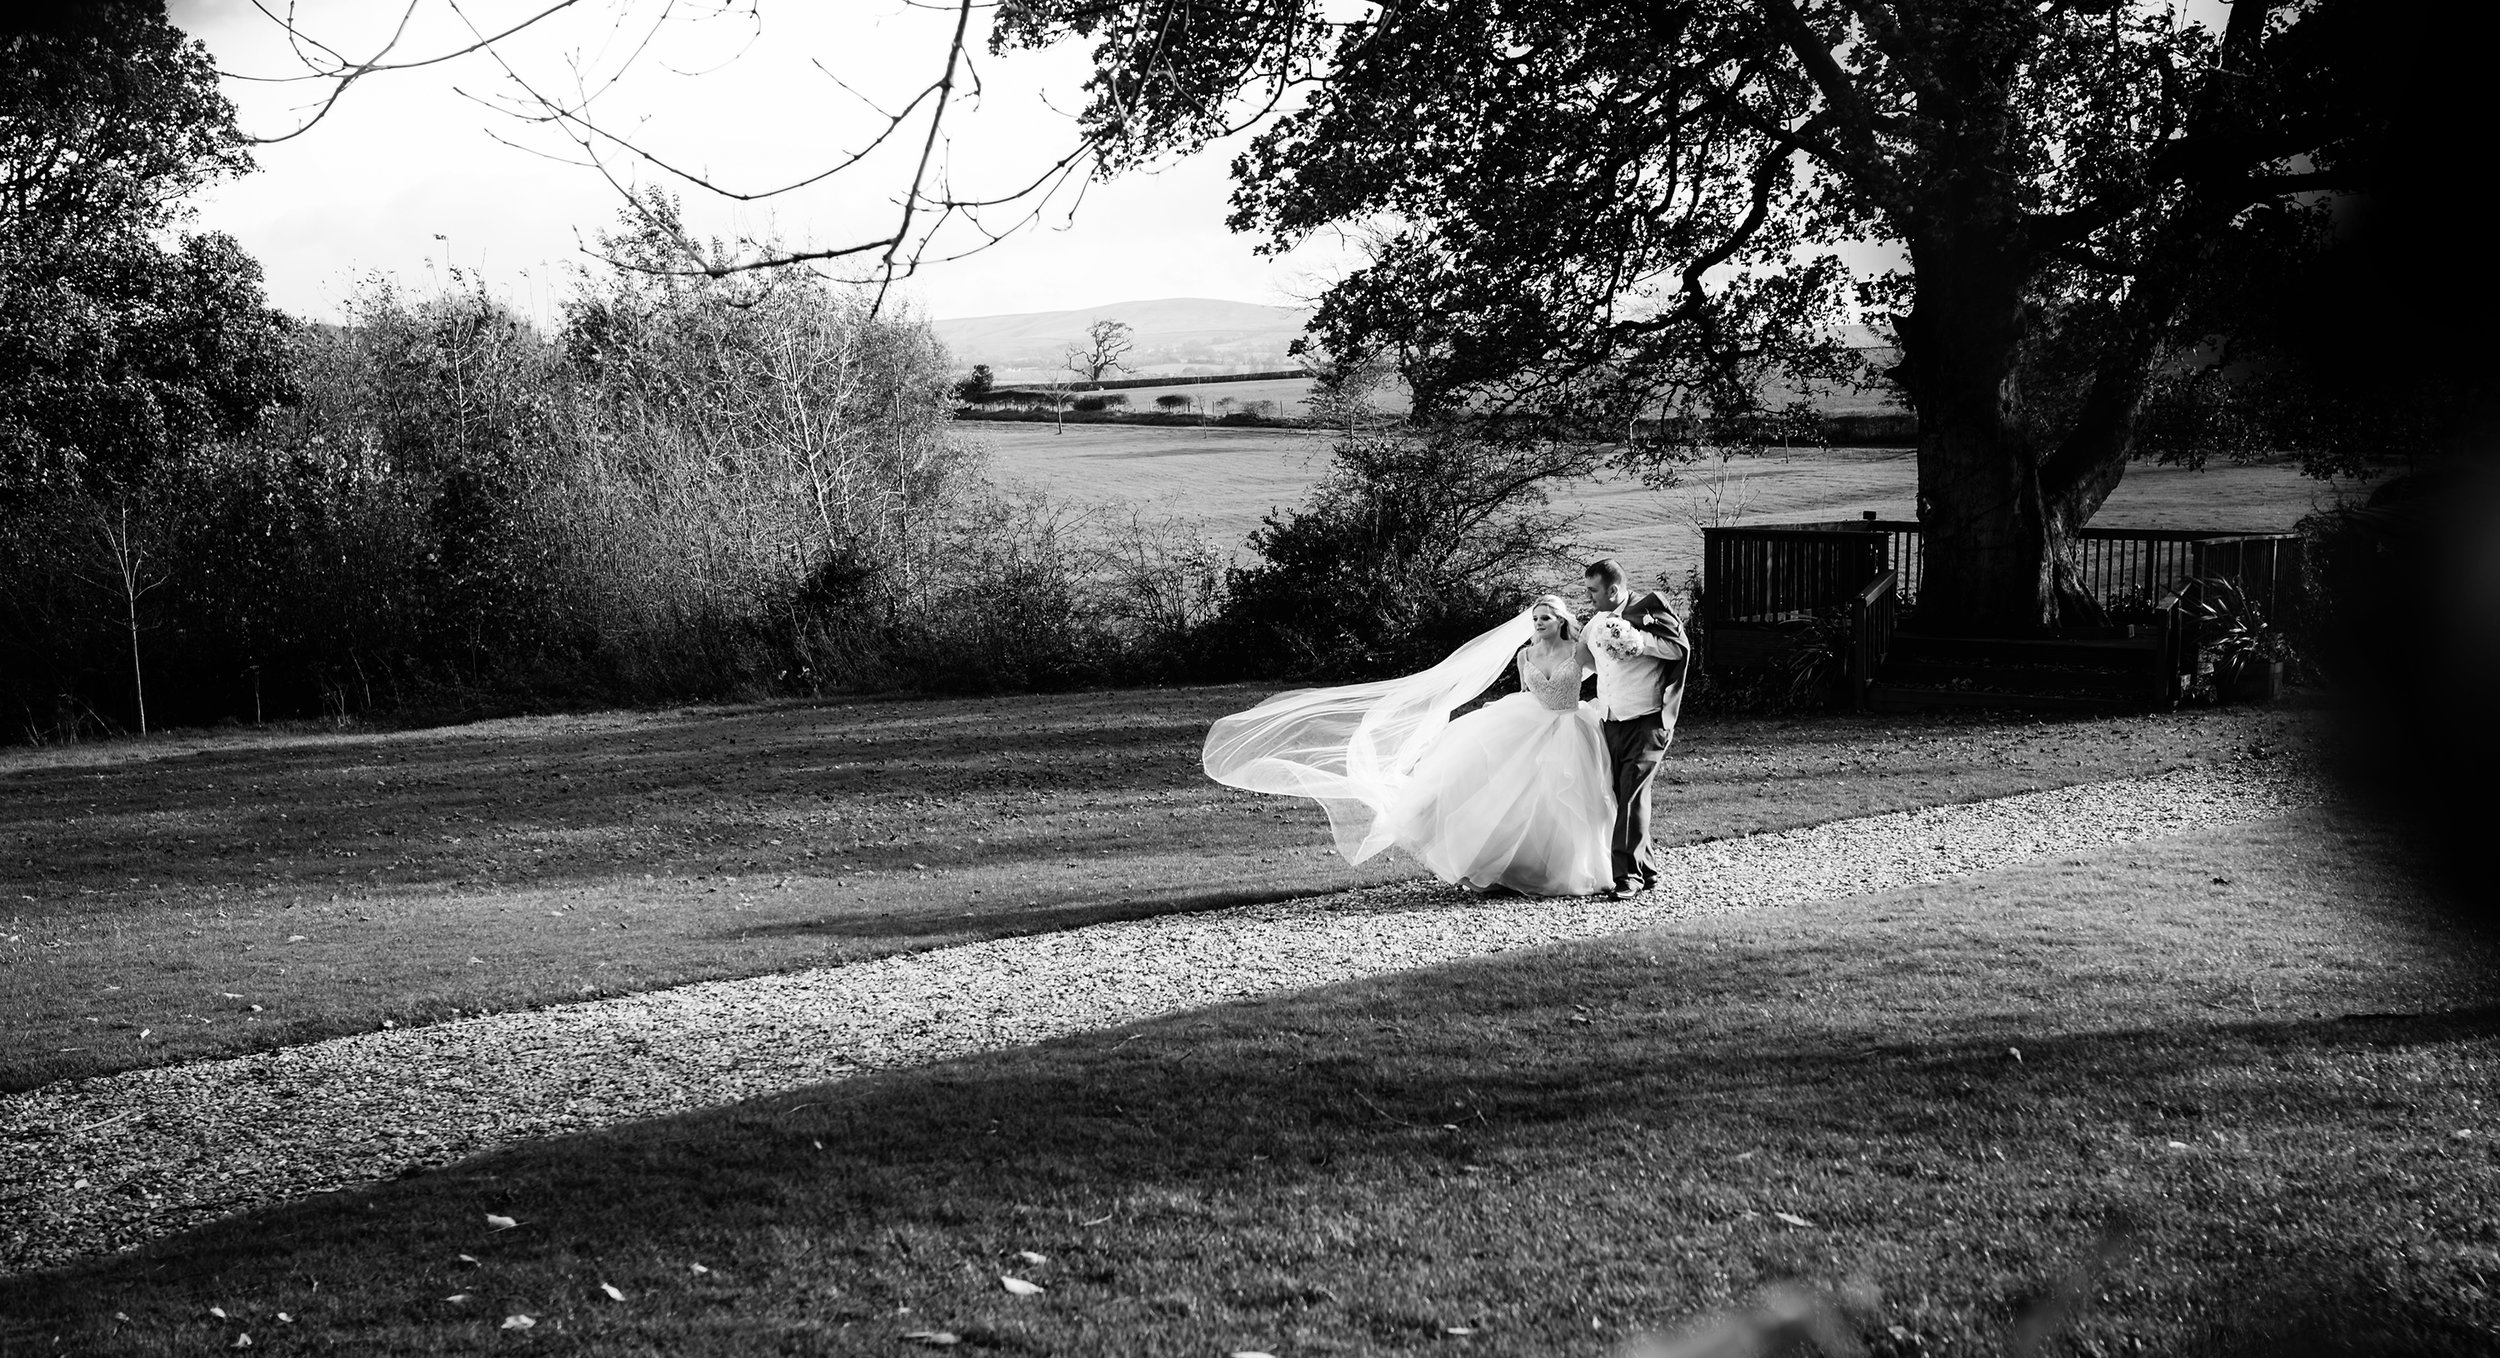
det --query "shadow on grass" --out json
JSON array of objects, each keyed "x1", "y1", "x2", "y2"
[
  {"x1": 8, "y1": 890, "x2": 2494, "y2": 1356},
  {"x1": 714, "y1": 879, "x2": 1385, "y2": 943}
]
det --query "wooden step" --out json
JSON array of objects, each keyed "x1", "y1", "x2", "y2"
[
  {"x1": 1863, "y1": 683, "x2": 2147, "y2": 715},
  {"x1": 1878, "y1": 659, "x2": 2159, "y2": 698}
]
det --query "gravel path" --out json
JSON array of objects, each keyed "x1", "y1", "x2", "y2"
[{"x1": 0, "y1": 764, "x2": 2322, "y2": 1277}]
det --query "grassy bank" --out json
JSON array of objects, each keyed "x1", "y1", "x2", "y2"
[
  {"x1": 1, "y1": 691, "x2": 2317, "y2": 1093},
  {"x1": 4, "y1": 801, "x2": 2490, "y2": 1354}
]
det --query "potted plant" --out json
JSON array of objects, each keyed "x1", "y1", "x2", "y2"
[{"x1": 2167, "y1": 576, "x2": 2285, "y2": 702}]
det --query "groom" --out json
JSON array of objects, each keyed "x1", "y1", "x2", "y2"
[{"x1": 1582, "y1": 558, "x2": 1692, "y2": 900}]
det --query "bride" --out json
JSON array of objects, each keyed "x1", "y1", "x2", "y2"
[{"x1": 1202, "y1": 594, "x2": 1613, "y2": 897}]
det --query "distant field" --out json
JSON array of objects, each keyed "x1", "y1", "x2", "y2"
[
  {"x1": 1046, "y1": 372, "x2": 1889, "y2": 421},
  {"x1": 969, "y1": 422, "x2": 2372, "y2": 590},
  {"x1": 1079, "y1": 376, "x2": 1349, "y2": 417}
]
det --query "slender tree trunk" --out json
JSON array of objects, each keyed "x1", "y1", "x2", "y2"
[
  {"x1": 96, "y1": 502, "x2": 154, "y2": 735},
  {"x1": 123, "y1": 583, "x2": 147, "y2": 737}
]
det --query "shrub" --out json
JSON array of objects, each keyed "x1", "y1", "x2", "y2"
[{"x1": 1208, "y1": 429, "x2": 1585, "y2": 679}]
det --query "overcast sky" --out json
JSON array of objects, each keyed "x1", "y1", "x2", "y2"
[{"x1": 166, "y1": 0, "x2": 1357, "y2": 324}]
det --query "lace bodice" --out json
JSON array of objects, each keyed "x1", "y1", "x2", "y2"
[{"x1": 1518, "y1": 647, "x2": 1586, "y2": 712}]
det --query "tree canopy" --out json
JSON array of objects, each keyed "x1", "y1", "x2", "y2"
[
  {"x1": 997, "y1": 0, "x2": 2427, "y2": 629},
  {"x1": 0, "y1": 1, "x2": 293, "y2": 493},
  {"x1": 0, "y1": 0, "x2": 252, "y2": 252}
]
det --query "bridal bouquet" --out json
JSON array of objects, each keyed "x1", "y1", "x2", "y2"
[{"x1": 1590, "y1": 615, "x2": 1643, "y2": 657}]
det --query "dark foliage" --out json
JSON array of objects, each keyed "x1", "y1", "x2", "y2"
[
  {"x1": 0, "y1": 2, "x2": 292, "y2": 494},
  {"x1": 0, "y1": 231, "x2": 299, "y2": 493},
  {"x1": 0, "y1": 1, "x2": 251, "y2": 254},
  {"x1": 1206, "y1": 430, "x2": 1582, "y2": 678}
]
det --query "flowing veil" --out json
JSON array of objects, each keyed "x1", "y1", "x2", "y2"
[{"x1": 1201, "y1": 607, "x2": 1539, "y2": 863}]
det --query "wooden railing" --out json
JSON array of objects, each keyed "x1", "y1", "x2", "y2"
[
  {"x1": 1701, "y1": 526, "x2": 1890, "y2": 625},
  {"x1": 1848, "y1": 569, "x2": 1900, "y2": 712},
  {"x1": 1705, "y1": 521, "x2": 2304, "y2": 624}
]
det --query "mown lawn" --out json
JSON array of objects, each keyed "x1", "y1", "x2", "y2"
[
  {"x1": 3, "y1": 801, "x2": 2490, "y2": 1356},
  {"x1": 1, "y1": 691, "x2": 2315, "y2": 1093}
]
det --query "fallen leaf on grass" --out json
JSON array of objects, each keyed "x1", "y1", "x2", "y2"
[
  {"x1": 444, "y1": 1294, "x2": 469, "y2": 1304},
  {"x1": 457, "y1": 1254, "x2": 479, "y2": 1264},
  {"x1": 501, "y1": 1315, "x2": 535, "y2": 1330},
  {"x1": 484, "y1": 1214, "x2": 519, "y2": 1231},
  {"x1": 1446, "y1": 1326, "x2": 1476, "y2": 1335},
  {"x1": 208, "y1": 1307, "x2": 227, "y2": 1319},
  {"x1": 1015, "y1": 1250, "x2": 1048, "y2": 1265},
  {"x1": 1000, "y1": 1277, "x2": 1044, "y2": 1296},
  {"x1": 689, "y1": 1263, "x2": 710, "y2": 1275},
  {"x1": 2008, "y1": 1046, "x2": 2023, "y2": 1063},
  {"x1": 1772, "y1": 1211, "x2": 1815, "y2": 1228},
  {"x1": 600, "y1": 1283, "x2": 626, "y2": 1301},
  {"x1": 232, "y1": 1335, "x2": 252, "y2": 1349},
  {"x1": 902, "y1": 1331, "x2": 960, "y2": 1346},
  {"x1": 1230, "y1": 1351, "x2": 1280, "y2": 1358},
  {"x1": 275, "y1": 1314, "x2": 292, "y2": 1324}
]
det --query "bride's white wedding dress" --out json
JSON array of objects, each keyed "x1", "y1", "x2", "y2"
[
  {"x1": 1377, "y1": 646, "x2": 1613, "y2": 895},
  {"x1": 1201, "y1": 605, "x2": 1614, "y2": 899}
]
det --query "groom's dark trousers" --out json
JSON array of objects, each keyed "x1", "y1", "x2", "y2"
[{"x1": 1602, "y1": 712, "x2": 1672, "y2": 885}]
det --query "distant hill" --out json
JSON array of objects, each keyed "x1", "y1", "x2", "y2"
[{"x1": 932, "y1": 297, "x2": 1313, "y2": 381}]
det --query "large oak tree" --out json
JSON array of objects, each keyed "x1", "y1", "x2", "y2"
[{"x1": 997, "y1": 0, "x2": 2396, "y2": 632}]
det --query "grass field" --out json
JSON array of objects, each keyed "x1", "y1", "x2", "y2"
[
  {"x1": 970, "y1": 425, "x2": 2375, "y2": 590},
  {"x1": 1044, "y1": 364, "x2": 1907, "y2": 421},
  {"x1": 1083, "y1": 376, "x2": 1358, "y2": 417},
  {"x1": 7, "y1": 796, "x2": 2493, "y2": 1355},
  {"x1": 0, "y1": 694, "x2": 2315, "y2": 1094}
]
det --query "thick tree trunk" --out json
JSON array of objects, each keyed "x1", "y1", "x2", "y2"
[
  {"x1": 1883, "y1": 0, "x2": 2275, "y2": 637},
  {"x1": 1896, "y1": 235, "x2": 2104, "y2": 634}
]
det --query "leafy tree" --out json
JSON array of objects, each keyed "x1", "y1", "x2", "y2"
[
  {"x1": 998, "y1": 0, "x2": 2397, "y2": 632},
  {"x1": 954, "y1": 363, "x2": 996, "y2": 403},
  {"x1": 0, "y1": 230, "x2": 298, "y2": 491},
  {"x1": 0, "y1": 1, "x2": 252, "y2": 254},
  {"x1": 0, "y1": 1, "x2": 292, "y2": 493}
]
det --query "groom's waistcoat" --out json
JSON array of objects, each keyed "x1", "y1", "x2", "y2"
[{"x1": 1590, "y1": 593, "x2": 1692, "y2": 738}]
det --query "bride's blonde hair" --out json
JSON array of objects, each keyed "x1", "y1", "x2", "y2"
[{"x1": 1527, "y1": 593, "x2": 1581, "y2": 641}]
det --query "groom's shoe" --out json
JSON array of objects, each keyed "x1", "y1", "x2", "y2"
[{"x1": 1610, "y1": 877, "x2": 1649, "y2": 900}]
